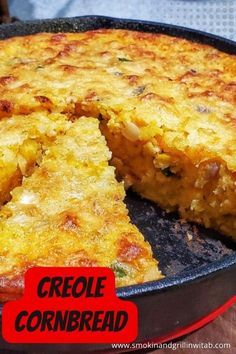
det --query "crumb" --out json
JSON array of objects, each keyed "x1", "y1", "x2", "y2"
[{"x1": 187, "y1": 232, "x2": 193, "y2": 241}]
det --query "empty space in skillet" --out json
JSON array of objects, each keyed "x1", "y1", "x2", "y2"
[{"x1": 125, "y1": 191, "x2": 236, "y2": 277}]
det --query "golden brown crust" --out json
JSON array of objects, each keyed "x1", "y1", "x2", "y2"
[
  {"x1": 0, "y1": 274, "x2": 24, "y2": 301},
  {"x1": 0, "y1": 29, "x2": 234, "y2": 168}
]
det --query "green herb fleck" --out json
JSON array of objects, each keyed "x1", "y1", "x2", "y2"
[
  {"x1": 118, "y1": 57, "x2": 132, "y2": 62},
  {"x1": 36, "y1": 65, "x2": 44, "y2": 70},
  {"x1": 111, "y1": 262, "x2": 127, "y2": 278}
]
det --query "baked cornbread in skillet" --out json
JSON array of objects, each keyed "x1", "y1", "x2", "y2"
[
  {"x1": 0, "y1": 29, "x2": 235, "y2": 240},
  {"x1": 0, "y1": 117, "x2": 161, "y2": 302}
]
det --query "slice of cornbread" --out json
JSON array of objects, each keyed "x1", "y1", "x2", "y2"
[
  {"x1": 0, "y1": 112, "x2": 69, "y2": 205},
  {"x1": 0, "y1": 117, "x2": 162, "y2": 301}
]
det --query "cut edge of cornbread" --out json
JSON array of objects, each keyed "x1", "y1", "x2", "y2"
[
  {"x1": 0, "y1": 116, "x2": 162, "y2": 302},
  {"x1": 99, "y1": 117, "x2": 236, "y2": 240},
  {"x1": 0, "y1": 112, "x2": 70, "y2": 205}
]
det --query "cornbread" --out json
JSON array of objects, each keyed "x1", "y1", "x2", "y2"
[
  {"x1": 0, "y1": 29, "x2": 235, "y2": 301},
  {"x1": 0, "y1": 29, "x2": 235, "y2": 239},
  {"x1": 0, "y1": 117, "x2": 162, "y2": 301},
  {"x1": 0, "y1": 112, "x2": 69, "y2": 205}
]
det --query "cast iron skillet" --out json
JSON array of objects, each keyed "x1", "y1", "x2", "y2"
[{"x1": 0, "y1": 16, "x2": 235, "y2": 353}]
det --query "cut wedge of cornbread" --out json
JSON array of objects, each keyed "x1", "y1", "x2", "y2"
[
  {"x1": 0, "y1": 117, "x2": 162, "y2": 301},
  {"x1": 0, "y1": 30, "x2": 235, "y2": 239},
  {"x1": 0, "y1": 112, "x2": 69, "y2": 205}
]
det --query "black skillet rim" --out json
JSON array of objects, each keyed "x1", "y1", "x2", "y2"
[
  {"x1": 0, "y1": 15, "x2": 235, "y2": 301},
  {"x1": 0, "y1": 15, "x2": 236, "y2": 52}
]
